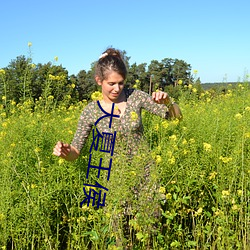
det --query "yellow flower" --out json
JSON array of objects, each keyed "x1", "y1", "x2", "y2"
[
  {"x1": 195, "y1": 207, "x2": 203, "y2": 216},
  {"x1": 154, "y1": 123, "x2": 159, "y2": 131},
  {"x1": 135, "y1": 79, "x2": 140, "y2": 83},
  {"x1": 31, "y1": 184, "x2": 37, "y2": 189},
  {"x1": 2, "y1": 122, "x2": 7, "y2": 127},
  {"x1": 54, "y1": 56, "x2": 58, "y2": 61},
  {"x1": 130, "y1": 171, "x2": 136, "y2": 176},
  {"x1": 168, "y1": 156, "x2": 175, "y2": 165},
  {"x1": 2, "y1": 96, "x2": 6, "y2": 100},
  {"x1": 182, "y1": 139, "x2": 187, "y2": 145},
  {"x1": 222, "y1": 190, "x2": 230, "y2": 197},
  {"x1": 130, "y1": 111, "x2": 138, "y2": 121},
  {"x1": 192, "y1": 88, "x2": 197, "y2": 93},
  {"x1": 193, "y1": 69, "x2": 198, "y2": 74},
  {"x1": 71, "y1": 83, "x2": 76, "y2": 89},
  {"x1": 58, "y1": 158, "x2": 65, "y2": 165},
  {"x1": 189, "y1": 138, "x2": 195, "y2": 144},
  {"x1": 133, "y1": 84, "x2": 138, "y2": 89},
  {"x1": 188, "y1": 84, "x2": 193, "y2": 89},
  {"x1": 91, "y1": 91, "x2": 103, "y2": 101},
  {"x1": 219, "y1": 156, "x2": 232, "y2": 164},
  {"x1": 237, "y1": 189, "x2": 243, "y2": 196},
  {"x1": 0, "y1": 69, "x2": 6, "y2": 75},
  {"x1": 155, "y1": 155, "x2": 162, "y2": 164},
  {"x1": 245, "y1": 132, "x2": 250, "y2": 138},
  {"x1": 28, "y1": 42, "x2": 32, "y2": 47},
  {"x1": 48, "y1": 95, "x2": 54, "y2": 100},
  {"x1": 34, "y1": 147, "x2": 41, "y2": 153},
  {"x1": 232, "y1": 204, "x2": 239, "y2": 211},
  {"x1": 203, "y1": 142, "x2": 212, "y2": 152},
  {"x1": 159, "y1": 186, "x2": 166, "y2": 194},
  {"x1": 178, "y1": 79, "x2": 183, "y2": 85},
  {"x1": 165, "y1": 193, "x2": 172, "y2": 199},
  {"x1": 169, "y1": 134, "x2": 177, "y2": 141},
  {"x1": 234, "y1": 113, "x2": 242, "y2": 120},
  {"x1": 48, "y1": 74, "x2": 55, "y2": 80},
  {"x1": 208, "y1": 171, "x2": 217, "y2": 180},
  {"x1": 245, "y1": 106, "x2": 250, "y2": 112},
  {"x1": 161, "y1": 120, "x2": 168, "y2": 129},
  {"x1": 10, "y1": 100, "x2": 16, "y2": 105},
  {"x1": 0, "y1": 213, "x2": 5, "y2": 221}
]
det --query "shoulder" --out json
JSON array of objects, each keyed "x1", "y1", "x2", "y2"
[
  {"x1": 79, "y1": 101, "x2": 99, "y2": 120},
  {"x1": 125, "y1": 88, "x2": 150, "y2": 101}
]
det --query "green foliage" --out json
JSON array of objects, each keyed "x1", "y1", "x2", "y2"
[{"x1": 0, "y1": 83, "x2": 250, "y2": 249}]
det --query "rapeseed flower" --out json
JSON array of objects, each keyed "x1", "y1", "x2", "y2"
[
  {"x1": 219, "y1": 156, "x2": 232, "y2": 164},
  {"x1": 208, "y1": 171, "x2": 217, "y2": 180},
  {"x1": 130, "y1": 111, "x2": 138, "y2": 121},
  {"x1": 222, "y1": 190, "x2": 230, "y2": 197},
  {"x1": 0, "y1": 69, "x2": 5, "y2": 75},
  {"x1": 161, "y1": 120, "x2": 168, "y2": 128},
  {"x1": 194, "y1": 207, "x2": 203, "y2": 216},
  {"x1": 165, "y1": 193, "x2": 172, "y2": 199},
  {"x1": 203, "y1": 142, "x2": 212, "y2": 152},
  {"x1": 54, "y1": 56, "x2": 58, "y2": 61},
  {"x1": 91, "y1": 91, "x2": 103, "y2": 101},
  {"x1": 168, "y1": 156, "x2": 175, "y2": 165},
  {"x1": 237, "y1": 189, "x2": 243, "y2": 196},
  {"x1": 28, "y1": 42, "x2": 32, "y2": 47},
  {"x1": 158, "y1": 186, "x2": 166, "y2": 194},
  {"x1": 232, "y1": 204, "x2": 239, "y2": 211},
  {"x1": 178, "y1": 79, "x2": 183, "y2": 85},
  {"x1": 155, "y1": 155, "x2": 162, "y2": 164},
  {"x1": 234, "y1": 113, "x2": 242, "y2": 120},
  {"x1": 169, "y1": 134, "x2": 177, "y2": 141},
  {"x1": 154, "y1": 123, "x2": 159, "y2": 131}
]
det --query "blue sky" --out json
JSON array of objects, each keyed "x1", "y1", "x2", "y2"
[{"x1": 1, "y1": 0, "x2": 250, "y2": 83}]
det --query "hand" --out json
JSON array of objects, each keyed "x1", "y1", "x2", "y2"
[
  {"x1": 152, "y1": 91, "x2": 171, "y2": 104},
  {"x1": 53, "y1": 141, "x2": 71, "y2": 159}
]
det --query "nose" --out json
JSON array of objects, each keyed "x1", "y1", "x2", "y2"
[{"x1": 113, "y1": 84, "x2": 120, "y2": 92}]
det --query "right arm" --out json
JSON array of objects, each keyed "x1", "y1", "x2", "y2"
[{"x1": 53, "y1": 102, "x2": 95, "y2": 161}]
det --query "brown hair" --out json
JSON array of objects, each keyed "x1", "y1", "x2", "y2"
[{"x1": 95, "y1": 48, "x2": 127, "y2": 81}]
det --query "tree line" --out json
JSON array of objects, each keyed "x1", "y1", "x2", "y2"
[{"x1": 0, "y1": 51, "x2": 200, "y2": 106}]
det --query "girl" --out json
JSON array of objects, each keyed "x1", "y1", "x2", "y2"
[
  {"x1": 53, "y1": 48, "x2": 182, "y2": 159},
  {"x1": 53, "y1": 48, "x2": 182, "y2": 246}
]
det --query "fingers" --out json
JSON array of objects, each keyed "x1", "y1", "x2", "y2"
[
  {"x1": 53, "y1": 141, "x2": 71, "y2": 158},
  {"x1": 152, "y1": 91, "x2": 170, "y2": 104}
]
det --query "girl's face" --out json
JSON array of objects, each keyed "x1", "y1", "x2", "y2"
[{"x1": 96, "y1": 71, "x2": 125, "y2": 103}]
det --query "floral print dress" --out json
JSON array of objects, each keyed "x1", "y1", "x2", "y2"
[{"x1": 71, "y1": 88, "x2": 169, "y2": 155}]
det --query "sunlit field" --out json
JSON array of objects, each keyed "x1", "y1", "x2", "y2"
[{"x1": 0, "y1": 81, "x2": 249, "y2": 249}]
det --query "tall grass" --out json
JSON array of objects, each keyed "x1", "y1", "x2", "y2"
[{"x1": 0, "y1": 83, "x2": 249, "y2": 249}]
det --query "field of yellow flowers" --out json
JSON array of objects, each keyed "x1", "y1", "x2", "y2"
[{"x1": 0, "y1": 83, "x2": 249, "y2": 249}]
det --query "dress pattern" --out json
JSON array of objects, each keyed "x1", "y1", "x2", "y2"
[{"x1": 71, "y1": 88, "x2": 169, "y2": 154}]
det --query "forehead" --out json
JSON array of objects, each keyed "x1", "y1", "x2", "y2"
[{"x1": 104, "y1": 71, "x2": 124, "y2": 82}]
